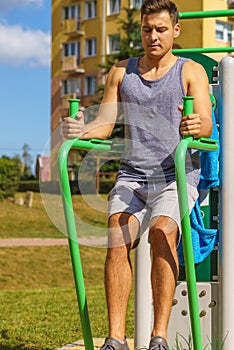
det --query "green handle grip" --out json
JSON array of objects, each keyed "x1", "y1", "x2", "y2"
[
  {"x1": 183, "y1": 95, "x2": 194, "y2": 116},
  {"x1": 68, "y1": 99, "x2": 80, "y2": 119},
  {"x1": 183, "y1": 96, "x2": 194, "y2": 139}
]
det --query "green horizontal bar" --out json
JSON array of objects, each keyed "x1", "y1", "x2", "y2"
[
  {"x1": 70, "y1": 138, "x2": 113, "y2": 151},
  {"x1": 179, "y1": 9, "x2": 234, "y2": 19},
  {"x1": 70, "y1": 138, "x2": 124, "y2": 153},
  {"x1": 173, "y1": 47, "x2": 234, "y2": 54},
  {"x1": 188, "y1": 137, "x2": 219, "y2": 151}
]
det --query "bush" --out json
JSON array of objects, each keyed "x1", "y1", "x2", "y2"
[
  {"x1": 18, "y1": 180, "x2": 40, "y2": 193},
  {"x1": 0, "y1": 157, "x2": 21, "y2": 200},
  {"x1": 99, "y1": 178, "x2": 115, "y2": 193}
]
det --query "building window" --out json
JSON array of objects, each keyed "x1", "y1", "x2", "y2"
[
  {"x1": 62, "y1": 4, "x2": 82, "y2": 30},
  {"x1": 63, "y1": 42, "x2": 81, "y2": 64},
  {"x1": 108, "y1": 0, "x2": 121, "y2": 15},
  {"x1": 131, "y1": 0, "x2": 143, "y2": 8},
  {"x1": 216, "y1": 21, "x2": 233, "y2": 44},
  {"x1": 85, "y1": 38, "x2": 97, "y2": 57},
  {"x1": 107, "y1": 34, "x2": 120, "y2": 54},
  {"x1": 228, "y1": 0, "x2": 234, "y2": 9},
  {"x1": 84, "y1": 1, "x2": 97, "y2": 19},
  {"x1": 62, "y1": 78, "x2": 81, "y2": 96},
  {"x1": 84, "y1": 76, "x2": 97, "y2": 95},
  {"x1": 63, "y1": 4, "x2": 81, "y2": 20}
]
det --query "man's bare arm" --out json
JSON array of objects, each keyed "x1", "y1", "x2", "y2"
[
  {"x1": 180, "y1": 60, "x2": 212, "y2": 138},
  {"x1": 62, "y1": 63, "x2": 126, "y2": 140}
]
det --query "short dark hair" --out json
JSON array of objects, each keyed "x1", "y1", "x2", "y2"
[{"x1": 141, "y1": 0, "x2": 178, "y2": 25}]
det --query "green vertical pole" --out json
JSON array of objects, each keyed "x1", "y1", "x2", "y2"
[
  {"x1": 175, "y1": 96, "x2": 202, "y2": 350},
  {"x1": 58, "y1": 99, "x2": 94, "y2": 350}
]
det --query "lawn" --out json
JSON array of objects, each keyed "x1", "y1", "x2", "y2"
[
  {"x1": 0, "y1": 194, "x2": 134, "y2": 349},
  {"x1": 0, "y1": 245, "x2": 134, "y2": 350},
  {"x1": 0, "y1": 193, "x2": 108, "y2": 239}
]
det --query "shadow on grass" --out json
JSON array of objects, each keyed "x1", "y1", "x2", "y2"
[
  {"x1": 0, "y1": 345, "x2": 40, "y2": 350},
  {"x1": 0, "y1": 330, "x2": 42, "y2": 350}
]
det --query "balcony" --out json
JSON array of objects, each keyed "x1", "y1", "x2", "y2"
[
  {"x1": 63, "y1": 18, "x2": 84, "y2": 36},
  {"x1": 62, "y1": 56, "x2": 85, "y2": 73}
]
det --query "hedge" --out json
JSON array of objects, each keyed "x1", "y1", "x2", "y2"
[
  {"x1": 18, "y1": 179, "x2": 115, "y2": 195},
  {"x1": 0, "y1": 158, "x2": 21, "y2": 200}
]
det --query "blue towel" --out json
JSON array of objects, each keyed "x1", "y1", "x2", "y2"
[
  {"x1": 178, "y1": 110, "x2": 220, "y2": 265},
  {"x1": 177, "y1": 201, "x2": 219, "y2": 265},
  {"x1": 199, "y1": 110, "x2": 220, "y2": 190}
]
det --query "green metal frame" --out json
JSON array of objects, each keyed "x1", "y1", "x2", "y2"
[
  {"x1": 58, "y1": 100, "x2": 116, "y2": 350},
  {"x1": 175, "y1": 98, "x2": 218, "y2": 350},
  {"x1": 178, "y1": 9, "x2": 234, "y2": 19},
  {"x1": 57, "y1": 8, "x2": 230, "y2": 350}
]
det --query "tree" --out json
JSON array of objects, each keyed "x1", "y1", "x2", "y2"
[
  {"x1": 22, "y1": 144, "x2": 33, "y2": 179},
  {"x1": 101, "y1": 7, "x2": 144, "y2": 74},
  {"x1": 0, "y1": 156, "x2": 21, "y2": 200}
]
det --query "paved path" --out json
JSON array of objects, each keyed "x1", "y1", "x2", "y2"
[
  {"x1": 0, "y1": 237, "x2": 107, "y2": 247},
  {"x1": 57, "y1": 338, "x2": 134, "y2": 350},
  {"x1": 0, "y1": 238, "x2": 68, "y2": 247}
]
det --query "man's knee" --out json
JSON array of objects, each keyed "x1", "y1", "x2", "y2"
[
  {"x1": 149, "y1": 216, "x2": 179, "y2": 249},
  {"x1": 108, "y1": 212, "x2": 140, "y2": 248}
]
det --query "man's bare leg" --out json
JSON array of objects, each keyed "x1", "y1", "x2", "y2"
[
  {"x1": 149, "y1": 216, "x2": 179, "y2": 342},
  {"x1": 105, "y1": 212, "x2": 140, "y2": 341}
]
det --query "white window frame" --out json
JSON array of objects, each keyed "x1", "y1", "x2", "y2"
[
  {"x1": 62, "y1": 78, "x2": 81, "y2": 96},
  {"x1": 107, "y1": 34, "x2": 120, "y2": 54},
  {"x1": 108, "y1": 0, "x2": 121, "y2": 15},
  {"x1": 85, "y1": 38, "x2": 97, "y2": 57},
  {"x1": 84, "y1": 1, "x2": 97, "y2": 19},
  {"x1": 62, "y1": 4, "x2": 81, "y2": 21},
  {"x1": 84, "y1": 76, "x2": 97, "y2": 96},
  {"x1": 63, "y1": 42, "x2": 81, "y2": 64},
  {"x1": 130, "y1": 0, "x2": 143, "y2": 9},
  {"x1": 216, "y1": 20, "x2": 233, "y2": 43}
]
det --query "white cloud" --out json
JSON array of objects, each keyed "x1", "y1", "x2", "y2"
[
  {"x1": 0, "y1": 0, "x2": 44, "y2": 14},
  {"x1": 0, "y1": 23, "x2": 51, "y2": 67}
]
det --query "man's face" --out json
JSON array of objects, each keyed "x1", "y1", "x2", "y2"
[{"x1": 141, "y1": 10, "x2": 180, "y2": 58}]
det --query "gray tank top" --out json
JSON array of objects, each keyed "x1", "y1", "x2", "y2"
[{"x1": 117, "y1": 56, "x2": 200, "y2": 188}]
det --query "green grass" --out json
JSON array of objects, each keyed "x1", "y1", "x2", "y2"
[
  {"x1": 0, "y1": 245, "x2": 134, "y2": 349},
  {"x1": 0, "y1": 194, "x2": 223, "y2": 350},
  {"x1": 0, "y1": 286, "x2": 134, "y2": 350},
  {"x1": 0, "y1": 193, "x2": 108, "y2": 239},
  {"x1": 0, "y1": 245, "x2": 107, "y2": 290},
  {"x1": 0, "y1": 193, "x2": 63, "y2": 239},
  {"x1": 0, "y1": 193, "x2": 116, "y2": 349}
]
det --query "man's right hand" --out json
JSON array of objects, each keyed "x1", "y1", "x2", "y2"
[{"x1": 62, "y1": 111, "x2": 85, "y2": 139}]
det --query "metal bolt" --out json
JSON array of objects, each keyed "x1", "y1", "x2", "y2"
[
  {"x1": 209, "y1": 300, "x2": 217, "y2": 308},
  {"x1": 172, "y1": 299, "x2": 178, "y2": 306},
  {"x1": 200, "y1": 310, "x2": 207, "y2": 317},
  {"x1": 181, "y1": 290, "x2": 187, "y2": 296},
  {"x1": 199, "y1": 290, "x2": 206, "y2": 298},
  {"x1": 181, "y1": 309, "x2": 188, "y2": 316}
]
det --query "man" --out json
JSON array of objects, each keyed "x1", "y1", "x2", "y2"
[{"x1": 63, "y1": 1, "x2": 212, "y2": 349}]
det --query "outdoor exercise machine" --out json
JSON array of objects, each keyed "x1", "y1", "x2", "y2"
[{"x1": 58, "y1": 8, "x2": 234, "y2": 350}]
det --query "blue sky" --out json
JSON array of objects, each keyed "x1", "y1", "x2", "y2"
[{"x1": 0, "y1": 0, "x2": 51, "y2": 173}]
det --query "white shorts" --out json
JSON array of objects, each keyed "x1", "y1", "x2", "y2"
[{"x1": 108, "y1": 180, "x2": 198, "y2": 235}]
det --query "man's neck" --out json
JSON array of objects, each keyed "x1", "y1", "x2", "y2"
[{"x1": 139, "y1": 52, "x2": 177, "y2": 79}]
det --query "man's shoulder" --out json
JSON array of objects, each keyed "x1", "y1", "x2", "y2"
[
  {"x1": 108, "y1": 59, "x2": 131, "y2": 84},
  {"x1": 182, "y1": 58, "x2": 208, "y2": 82},
  {"x1": 115, "y1": 58, "x2": 130, "y2": 69},
  {"x1": 183, "y1": 58, "x2": 206, "y2": 73}
]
